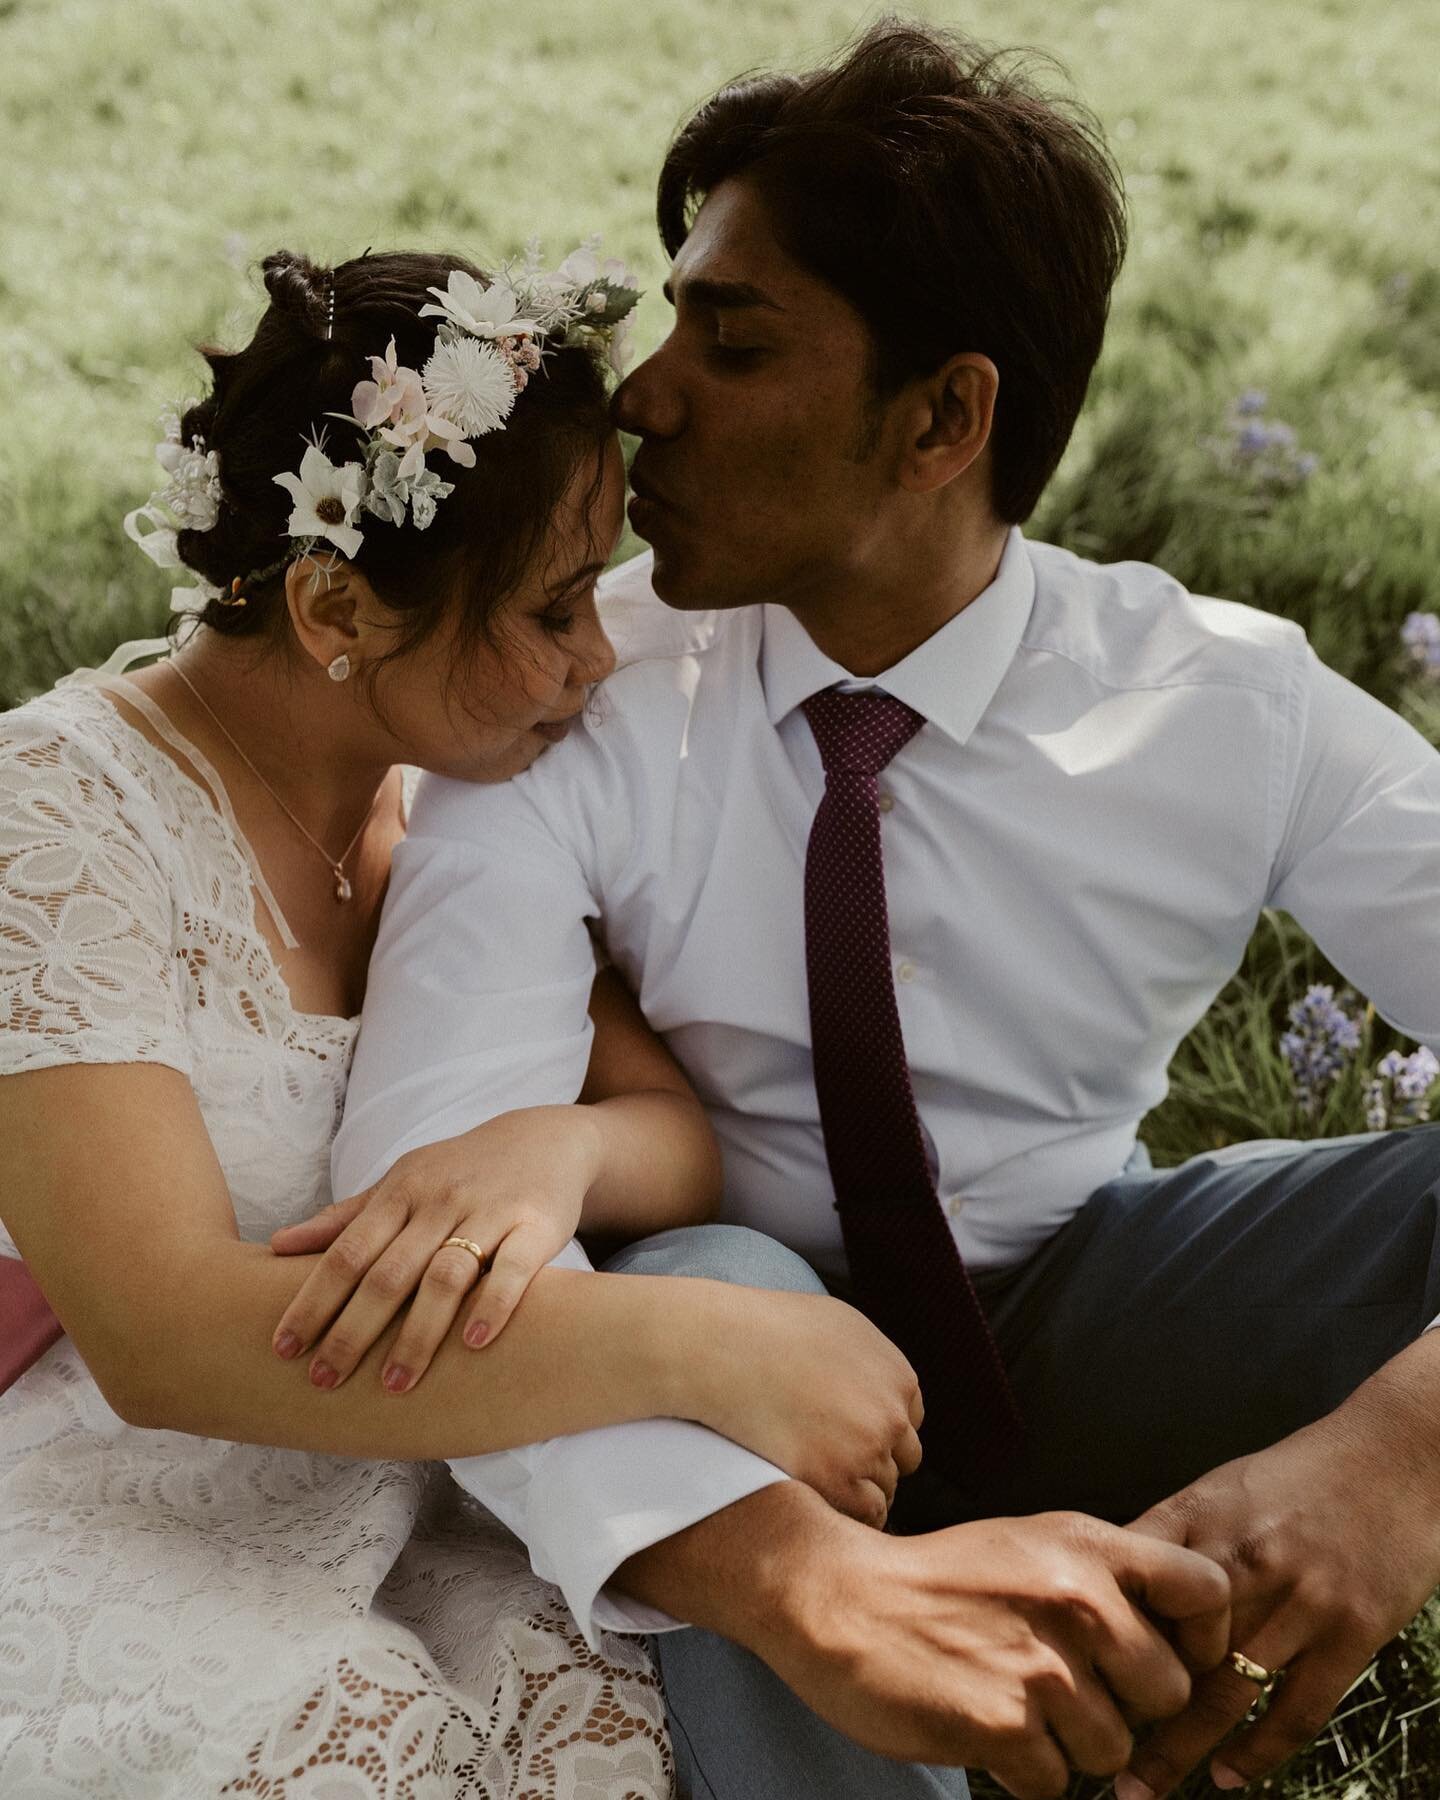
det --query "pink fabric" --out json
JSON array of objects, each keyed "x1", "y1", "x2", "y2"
[
  {"x1": 0, "y1": 1257, "x2": 62, "y2": 1393},
  {"x1": 802, "y1": 687, "x2": 1022, "y2": 1482}
]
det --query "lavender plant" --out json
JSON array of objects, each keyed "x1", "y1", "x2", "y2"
[
  {"x1": 1206, "y1": 389, "x2": 1321, "y2": 494},
  {"x1": 1279, "y1": 983, "x2": 1363, "y2": 1119}
]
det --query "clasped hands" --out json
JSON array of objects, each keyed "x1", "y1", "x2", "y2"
[
  {"x1": 266, "y1": 1132, "x2": 1440, "y2": 1799},
  {"x1": 1113, "y1": 1353, "x2": 1440, "y2": 1799}
]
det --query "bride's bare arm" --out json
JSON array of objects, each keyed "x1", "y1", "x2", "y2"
[
  {"x1": 0, "y1": 1060, "x2": 722, "y2": 1455},
  {"x1": 3, "y1": 1060, "x2": 922, "y2": 1512}
]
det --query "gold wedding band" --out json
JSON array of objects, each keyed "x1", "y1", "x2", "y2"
[
  {"x1": 439, "y1": 1237, "x2": 489, "y2": 1269},
  {"x1": 1229, "y1": 1650, "x2": 1284, "y2": 1691}
]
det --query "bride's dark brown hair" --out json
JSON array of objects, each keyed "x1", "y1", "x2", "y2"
[{"x1": 173, "y1": 248, "x2": 613, "y2": 677}]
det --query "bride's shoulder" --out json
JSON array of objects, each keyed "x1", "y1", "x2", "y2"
[
  {"x1": 1, "y1": 681, "x2": 115, "y2": 767},
  {"x1": 0, "y1": 681, "x2": 170, "y2": 831}
]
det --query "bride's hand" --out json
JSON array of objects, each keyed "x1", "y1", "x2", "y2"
[
  {"x1": 268, "y1": 1107, "x2": 601, "y2": 1393},
  {"x1": 692, "y1": 1286, "x2": 926, "y2": 1527}
]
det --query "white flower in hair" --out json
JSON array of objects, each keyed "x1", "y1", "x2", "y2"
[
  {"x1": 422, "y1": 336, "x2": 518, "y2": 439},
  {"x1": 273, "y1": 443, "x2": 366, "y2": 559},
  {"x1": 419, "y1": 270, "x2": 541, "y2": 340}
]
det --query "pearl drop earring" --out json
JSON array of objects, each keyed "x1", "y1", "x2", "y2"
[{"x1": 327, "y1": 654, "x2": 351, "y2": 683}]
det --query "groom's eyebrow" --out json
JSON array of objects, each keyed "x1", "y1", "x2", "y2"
[{"x1": 662, "y1": 276, "x2": 786, "y2": 313}]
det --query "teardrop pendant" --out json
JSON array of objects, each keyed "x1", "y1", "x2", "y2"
[{"x1": 334, "y1": 872, "x2": 353, "y2": 903}]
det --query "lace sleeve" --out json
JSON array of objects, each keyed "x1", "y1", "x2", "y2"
[{"x1": 0, "y1": 706, "x2": 192, "y2": 1079}]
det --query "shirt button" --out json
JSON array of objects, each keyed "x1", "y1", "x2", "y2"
[
  {"x1": 944, "y1": 1195, "x2": 964, "y2": 1219},
  {"x1": 896, "y1": 960, "x2": 916, "y2": 983},
  {"x1": 877, "y1": 793, "x2": 895, "y2": 813}
]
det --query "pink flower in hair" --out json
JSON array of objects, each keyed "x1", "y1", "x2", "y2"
[{"x1": 352, "y1": 338, "x2": 427, "y2": 433}]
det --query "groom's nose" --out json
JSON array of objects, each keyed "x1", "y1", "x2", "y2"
[{"x1": 611, "y1": 344, "x2": 685, "y2": 442}]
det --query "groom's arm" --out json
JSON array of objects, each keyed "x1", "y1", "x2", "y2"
[
  {"x1": 1108, "y1": 651, "x2": 1440, "y2": 1799},
  {"x1": 334, "y1": 760, "x2": 791, "y2": 1652}
]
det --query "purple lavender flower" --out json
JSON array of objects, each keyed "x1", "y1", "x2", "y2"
[
  {"x1": 1214, "y1": 404, "x2": 1318, "y2": 494},
  {"x1": 1236, "y1": 421, "x2": 1271, "y2": 456},
  {"x1": 1401, "y1": 612, "x2": 1440, "y2": 678},
  {"x1": 1280, "y1": 984, "x2": 1361, "y2": 1118},
  {"x1": 1379, "y1": 1046, "x2": 1440, "y2": 1123}
]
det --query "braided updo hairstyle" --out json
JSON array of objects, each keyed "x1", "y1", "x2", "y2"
[{"x1": 173, "y1": 248, "x2": 613, "y2": 670}]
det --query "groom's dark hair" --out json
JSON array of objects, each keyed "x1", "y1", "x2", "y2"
[{"x1": 657, "y1": 17, "x2": 1127, "y2": 522}]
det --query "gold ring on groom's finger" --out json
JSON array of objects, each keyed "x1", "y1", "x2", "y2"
[
  {"x1": 1229, "y1": 1650, "x2": 1284, "y2": 1691},
  {"x1": 439, "y1": 1237, "x2": 489, "y2": 1270}
]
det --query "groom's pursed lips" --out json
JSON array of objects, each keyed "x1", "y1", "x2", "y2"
[{"x1": 628, "y1": 467, "x2": 676, "y2": 511}]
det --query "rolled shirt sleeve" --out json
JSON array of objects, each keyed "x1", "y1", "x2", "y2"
[{"x1": 332, "y1": 757, "x2": 789, "y2": 1651}]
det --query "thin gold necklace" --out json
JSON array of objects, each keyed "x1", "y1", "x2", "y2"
[{"x1": 168, "y1": 660, "x2": 383, "y2": 903}]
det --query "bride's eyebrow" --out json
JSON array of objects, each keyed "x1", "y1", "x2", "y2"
[{"x1": 542, "y1": 558, "x2": 608, "y2": 601}]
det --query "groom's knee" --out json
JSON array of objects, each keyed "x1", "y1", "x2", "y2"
[{"x1": 600, "y1": 1222, "x2": 828, "y2": 1295}]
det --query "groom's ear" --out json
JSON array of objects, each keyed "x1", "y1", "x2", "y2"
[{"x1": 896, "y1": 353, "x2": 999, "y2": 495}]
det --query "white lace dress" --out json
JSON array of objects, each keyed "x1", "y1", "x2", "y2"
[{"x1": 0, "y1": 670, "x2": 674, "y2": 1799}]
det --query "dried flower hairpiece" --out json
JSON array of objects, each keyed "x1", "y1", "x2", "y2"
[{"x1": 124, "y1": 239, "x2": 642, "y2": 608}]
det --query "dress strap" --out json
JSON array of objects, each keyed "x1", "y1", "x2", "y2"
[
  {"x1": 88, "y1": 670, "x2": 304, "y2": 954},
  {"x1": 55, "y1": 634, "x2": 180, "y2": 687}
]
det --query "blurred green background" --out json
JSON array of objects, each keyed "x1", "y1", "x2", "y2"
[
  {"x1": 4, "y1": 2, "x2": 1440, "y2": 1794},
  {"x1": 3, "y1": 0, "x2": 1437, "y2": 709}
]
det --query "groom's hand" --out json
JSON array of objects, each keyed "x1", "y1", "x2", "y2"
[
  {"x1": 744, "y1": 1499, "x2": 1229, "y2": 1798},
  {"x1": 1119, "y1": 1338, "x2": 1440, "y2": 1798}
]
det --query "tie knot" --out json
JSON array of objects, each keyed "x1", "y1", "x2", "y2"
[{"x1": 802, "y1": 687, "x2": 925, "y2": 778}]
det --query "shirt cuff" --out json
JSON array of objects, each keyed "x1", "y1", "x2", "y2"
[
  {"x1": 448, "y1": 1422, "x2": 789, "y2": 1654},
  {"x1": 445, "y1": 1237, "x2": 791, "y2": 1652}
]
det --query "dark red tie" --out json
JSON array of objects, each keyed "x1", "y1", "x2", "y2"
[{"x1": 802, "y1": 686, "x2": 1022, "y2": 1485}]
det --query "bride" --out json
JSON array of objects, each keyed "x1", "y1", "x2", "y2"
[{"x1": 0, "y1": 245, "x2": 917, "y2": 1796}]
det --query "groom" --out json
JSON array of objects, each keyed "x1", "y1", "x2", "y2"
[{"x1": 335, "y1": 20, "x2": 1440, "y2": 1800}]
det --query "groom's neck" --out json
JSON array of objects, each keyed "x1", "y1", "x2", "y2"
[{"x1": 788, "y1": 517, "x2": 1011, "y2": 678}]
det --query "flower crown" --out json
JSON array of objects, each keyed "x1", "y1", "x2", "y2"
[{"x1": 124, "y1": 241, "x2": 642, "y2": 612}]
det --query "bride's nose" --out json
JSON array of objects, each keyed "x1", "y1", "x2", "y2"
[{"x1": 570, "y1": 612, "x2": 617, "y2": 689}]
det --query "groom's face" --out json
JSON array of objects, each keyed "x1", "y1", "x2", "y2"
[{"x1": 613, "y1": 177, "x2": 895, "y2": 612}]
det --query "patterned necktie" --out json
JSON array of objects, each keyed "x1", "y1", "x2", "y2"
[{"x1": 801, "y1": 686, "x2": 1023, "y2": 1486}]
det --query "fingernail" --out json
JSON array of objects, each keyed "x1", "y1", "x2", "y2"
[
  {"x1": 464, "y1": 1321, "x2": 490, "y2": 1348},
  {"x1": 382, "y1": 1364, "x2": 412, "y2": 1394},
  {"x1": 1112, "y1": 1778, "x2": 1155, "y2": 1800},
  {"x1": 309, "y1": 1361, "x2": 338, "y2": 1390},
  {"x1": 1212, "y1": 1767, "x2": 1246, "y2": 1792},
  {"x1": 273, "y1": 1331, "x2": 299, "y2": 1360}
]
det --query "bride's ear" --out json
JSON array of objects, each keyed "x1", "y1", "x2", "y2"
[{"x1": 283, "y1": 557, "x2": 387, "y2": 679}]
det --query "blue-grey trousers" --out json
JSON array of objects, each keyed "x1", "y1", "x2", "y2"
[{"x1": 599, "y1": 1126, "x2": 1440, "y2": 1800}]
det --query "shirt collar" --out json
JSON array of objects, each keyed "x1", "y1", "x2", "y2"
[{"x1": 760, "y1": 526, "x2": 1035, "y2": 749}]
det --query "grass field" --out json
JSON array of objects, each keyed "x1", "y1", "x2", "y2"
[{"x1": 4, "y1": 0, "x2": 1440, "y2": 1793}]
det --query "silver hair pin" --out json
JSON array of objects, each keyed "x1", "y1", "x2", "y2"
[{"x1": 325, "y1": 277, "x2": 336, "y2": 342}]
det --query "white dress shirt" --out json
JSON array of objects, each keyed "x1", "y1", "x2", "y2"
[{"x1": 334, "y1": 528, "x2": 1440, "y2": 1649}]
